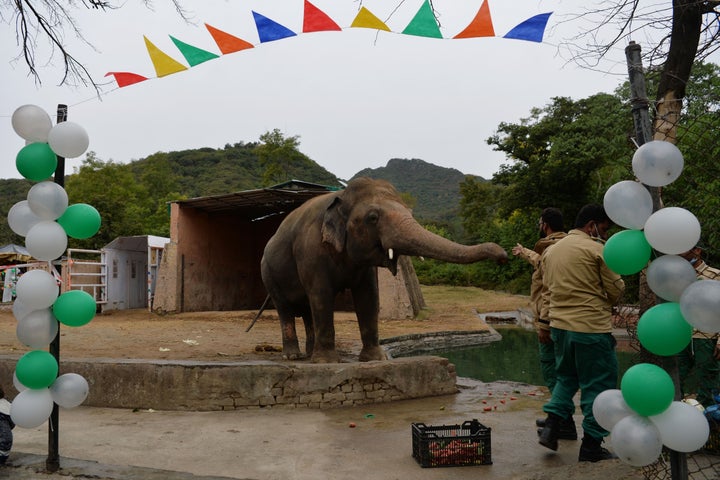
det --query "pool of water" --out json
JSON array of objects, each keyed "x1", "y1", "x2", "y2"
[{"x1": 436, "y1": 327, "x2": 636, "y2": 386}]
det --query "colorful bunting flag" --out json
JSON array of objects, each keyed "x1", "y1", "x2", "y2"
[
  {"x1": 104, "y1": 72, "x2": 148, "y2": 88},
  {"x1": 402, "y1": 0, "x2": 443, "y2": 39},
  {"x1": 252, "y1": 11, "x2": 297, "y2": 43},
  {"x1": 454, "y1": 0, "x2": 495, "y2": 38},
  {"x1": 108, "y1": 5, "x2": 553, "y2": 89},
  {"x1": 170, "y1": 36, "x2": 219, "y2": 66},
  {"x1": 350, "y1": 7, "x2": 391, "y2": 32},
  {"x1": 205, "y1": 24, "x2": 255, "y2": 54},
  {"x1": 144, "y1": 36, "x2": 188, "y2": 77},
  {"x1": 303, "y1": 0, "x2": 341, "y2": 33},
  {"x1": 503, "y1": 12, "x2": 552, "y2": 43}
]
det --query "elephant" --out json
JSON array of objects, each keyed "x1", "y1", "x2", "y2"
[{"x1": 260, "y1": 177, "x2": 508, "y2": 363}]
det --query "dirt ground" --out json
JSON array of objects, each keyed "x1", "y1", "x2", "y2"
[{"x1": 0, "y1": 286, "x2": 531, "y2": 362}]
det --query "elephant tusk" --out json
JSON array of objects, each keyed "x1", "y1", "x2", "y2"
[{"x1": 388, "y1": 248, "x2": 394, "y2": 260}]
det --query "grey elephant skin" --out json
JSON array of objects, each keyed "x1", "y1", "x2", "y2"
[{"x1": 260, "y1": 177, "x2": 508, "y2": 363}]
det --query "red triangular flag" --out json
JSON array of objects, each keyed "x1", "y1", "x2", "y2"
[
  {"x1": 104, "y1": 71, "x2": 149, "y2": 88},
  {"x1": 303, "y1": 0, "x2": 341, "y2": 33},
  {"x1": 454, "y1": 0, "x2": 495, "y2": 38},
  {"x1": 205, "y1": 23, "x2": 255, "y2": 54}
]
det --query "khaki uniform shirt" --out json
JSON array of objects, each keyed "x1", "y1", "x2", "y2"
[
  {"x1": 516, "y1": 232, "x2": 567, "y2": 331},
  {"x1": 541, "y1": 229, "x2": 625, "y2": 333}
]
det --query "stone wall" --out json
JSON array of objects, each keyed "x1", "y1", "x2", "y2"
[{"x1": 0, "y1": 356, "x2": 457, "y2": 412}]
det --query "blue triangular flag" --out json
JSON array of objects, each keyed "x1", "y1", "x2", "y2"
[
  {"x1": 252, "y1": 11, "x2": 297, "y2": 43},
  {"x1": 503, "y1": 12, "x2": 552, "y2": 42}
]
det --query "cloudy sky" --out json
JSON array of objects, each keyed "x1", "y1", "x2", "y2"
[{"x1": 1, "y1": 1, "x2": 646, "y2": 183}]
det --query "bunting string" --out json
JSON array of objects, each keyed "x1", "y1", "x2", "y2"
[{"x1": 106, "y1": 0, "x2": 554, "y2": 88}]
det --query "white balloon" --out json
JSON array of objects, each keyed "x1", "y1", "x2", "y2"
[
  {"x1": 11, "y1": 105, "x2": 52, "y2": 143},
  {"x1": 680, "y1": 280, "x2": 720, "y2": 333},
  {"x1": 603, "y1": 181, "x2": 654, "y2": 230},
  {"x1": 13, "y1": 371, "x2": 28, "y2": 393},
  {"x1": 647, "y1": 255, "x2": 698, "y2": 302},
  {"x1": 47, "y1": 121, "x2": 89, "y2": 158},
  {"x1": 611, "y1": 414, "x2": 663, "y2": 467},
  {"x1": 650, "y1": 401, "x2": 710, "y2": 452},
  {"x1": 27, "y1": 181, "x2": 68, "y2": 220},
  {"x1": 12, "y1": 299, "x2": 37, "y2": 322},
  {"x1": 593, "y1": 389, "x2": 634, "y2": 431},
  {"x1": 15, "y1": 269, "x2": 59, "y2": 309},
  {"x1": 25, "y1": 221, "x2": 67, "y2": 261},
  {"x1": 50, "y1": 373, "x2": 89, "y2": 408},
  {"x1": 16, "y1": 308, "x2": 59, "y2": 349},
  {"x1": 10, "y1": 388, "x2": 54, "y2": 428},
  {"x1": 7, "y1": 200, "x2": 42, "y2": 236},
  {"x1": 632, "y1": 140, "x2": 684, "y2": 187},
  {"x1": 643, "y1": 207, "x2": 701, "y2": 255}
]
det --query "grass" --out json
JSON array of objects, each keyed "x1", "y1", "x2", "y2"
[{"x1": 418, "y1": 285, "x2": 530, "y2": 320}]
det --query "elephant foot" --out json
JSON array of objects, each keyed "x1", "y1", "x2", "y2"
[
  {"x1": 282, "y1": 345, "x2": 303, "y2": 360},
  {"x1": 311, "y1": 350, "x2": 341, "y2": 363},
  {"x1": 359, "y1": 345, "x2": 387, "y2": 362}
]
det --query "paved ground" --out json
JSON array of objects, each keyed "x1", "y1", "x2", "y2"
[{"x1": 1, "y1": 379, "x2": 643, "y2": 480}]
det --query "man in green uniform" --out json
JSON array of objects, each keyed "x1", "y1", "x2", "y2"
[
  {"x1": 537, "y1": 204, "x2": 625, "y2": 462},
  {"x1": 679, "y1": 246, "x2": 720, "y2": 407},
  {"x1": 512, "y1": 207, "x2": 575, "y2": 439}
]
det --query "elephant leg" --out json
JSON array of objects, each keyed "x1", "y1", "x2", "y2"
[
  {"x1": 277, "y1": 307, "x2": 302, "y2": 360},
  {"x1": 352, "y1": 270, "x2": 386, "y2": 362},
  {"x1": 301, "y1": 312, "x2": 315, "y2": 357},
  {"x1": 309, "y1": 297, "x2": 340, "y2": 363}
]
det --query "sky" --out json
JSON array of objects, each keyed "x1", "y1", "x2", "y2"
[{"x1": 1, "y1": 1, "x2": 644, "y2": 183}]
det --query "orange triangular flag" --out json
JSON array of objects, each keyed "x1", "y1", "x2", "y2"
[
  {"x1": 350, "y1": 7, "x2": 391, "y2": 31},
  {"x1": 104, "y1": 72, "x2": 148, "y2": 88},
  {"x1": 303, "y1": 0, "x2": 341, "y2": 32},
  {"x1": 454, "y1": 0, "x2": 495, "y2": 38},
  {"x1": 143, "y1": 36, "x2": 188, "y2": 77},
  {"x1": 205, "y1": 24, "x2": 255, "y2": 54}
]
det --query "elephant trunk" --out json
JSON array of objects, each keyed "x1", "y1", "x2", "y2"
[{"x1": 383, "y1": 214, "x2": 508, "y2": 265}]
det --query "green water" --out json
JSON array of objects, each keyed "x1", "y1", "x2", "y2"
[{"x1": 436, "y1": 327, "x2": 635, "y2": 386}]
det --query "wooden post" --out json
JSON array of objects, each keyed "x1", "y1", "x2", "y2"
[
  {"x1": 46, "y1": 103, "x2": 67, "y2": 473},
  {"x1": 625, "y1": 43, "x2": 687, "y2": 480}
]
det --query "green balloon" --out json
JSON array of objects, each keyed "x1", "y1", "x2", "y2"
[
  {"x1": 53, "y1": 290, "x2": 96, "y2": 327},
  {"x1": 15, "y1": 350, "x2": 58, "y2": 390},
  {"x1": 637, "y1": 303, "x2": 693, "y2": 356},
  {"x1": 603, "y1": 230, "x2": 652, "y2": 275},
  {"x1": 57, "y1": 203, "x2": 101, "y2": 239},
  {"x1": 16, "y1": 142, "x2": 57, "y2": 181},
  {"x1": 621, "y1": 363, "x2": 674, "y2": 417}
]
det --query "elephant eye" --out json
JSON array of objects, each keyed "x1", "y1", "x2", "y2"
[{"x1": 366, "y1": 210, "x2": 379, "y2": 225}]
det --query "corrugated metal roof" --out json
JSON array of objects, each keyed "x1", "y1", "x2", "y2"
[{"x1": 174, "y1": 180, "x2": 341, "y2": 220}]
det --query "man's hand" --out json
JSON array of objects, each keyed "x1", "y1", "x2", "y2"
[{"x1": 511, "y1": 243, "x2": 524, "y2": 256}]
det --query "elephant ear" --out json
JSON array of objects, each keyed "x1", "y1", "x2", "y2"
[{"x1": 322, "y1": 197, "x2": 346, "y2": 253}]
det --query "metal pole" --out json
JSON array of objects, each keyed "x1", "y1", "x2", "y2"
[
  {"x1": 625, "y1": 43, "x2": 687, "y2": 480},
  {"x1": 46, "y1": 103, "x2": 67, "y2": 473}
]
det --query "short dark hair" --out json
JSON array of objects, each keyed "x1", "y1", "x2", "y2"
[
  {"x1": 540, "y1": 208, "x2": 564, "y2": 232},
  {"x1": 574, "y1": 204, "x2": 611, "y2": 229}
]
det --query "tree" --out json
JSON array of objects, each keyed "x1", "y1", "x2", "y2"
[
  {"x1": 4, "y1": 0, "x2": 187, "y2": 88},
  {"x1": 253, "y1": 129, "x2": 309, "y2": 186}
]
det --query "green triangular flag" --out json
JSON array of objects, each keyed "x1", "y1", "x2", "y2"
[
  {"x1": 170, "y1": 36, "x2": 220, "y2": 67},
  {"x1": 402, "y1": 0, "x2": 442, "y2": 39}
]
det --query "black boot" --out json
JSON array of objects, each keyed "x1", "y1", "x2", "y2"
[
  {"x1": 536, "y1": 416, "x2": 578, "y2": 440},
  {"x1": 578, "y1": 435, "x2": 617, "y2": 462},
  {"x1": 538, "y1": 413, "x2": 562, "y2": 451}
]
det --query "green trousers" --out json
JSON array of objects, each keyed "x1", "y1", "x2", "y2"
[
  {"x1": 539, "y1": 340, "x2": 557, "y2": 392},
  {"x1": 678, "y1": 337, "x2": 720, "y2": 407},
  {"x1": 543, "y1": 328, "x2": 618, "y2": 440}
]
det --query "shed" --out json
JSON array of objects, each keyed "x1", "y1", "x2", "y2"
[
  {"x1": 152, "y1": 180, "x2": 425, "y2": 319},
  {"x1": 102, "y1": 235, "x2": 169, "y2": 311}
]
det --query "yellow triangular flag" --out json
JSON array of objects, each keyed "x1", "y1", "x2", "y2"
[
  {"x1": 350, "y1": 7, "x2": 391, "y2": 31},
  {"x1": 143, "y1": 36, "x2": 188, "y2": 77}
]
